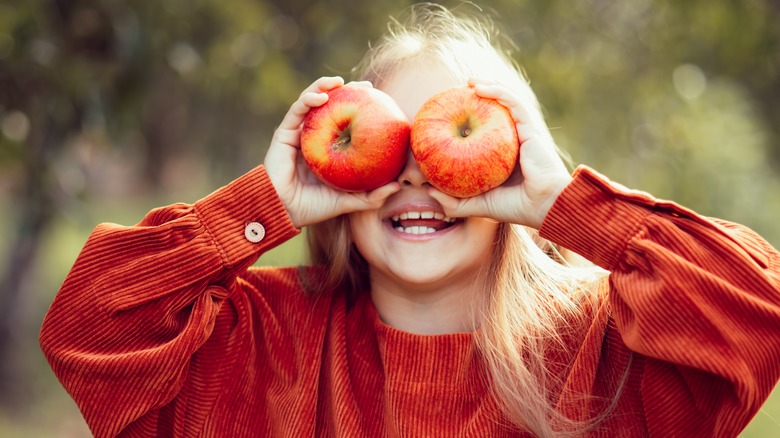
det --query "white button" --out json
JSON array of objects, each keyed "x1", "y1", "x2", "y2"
[{"x1": 244, "y1": 222, "x2": 265, "y2": 243}]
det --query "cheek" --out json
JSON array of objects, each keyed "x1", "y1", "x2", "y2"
[
  {"x1": 466, "y1": 217, "x2": 500, "y2": 238},
  {"x1": 467, "y1": 220, "x2": 502, "y2": 256},
  {"x1": 348, "y1": 211, "x2": 379, "y2": 257},
  {"x1": 348, "y1": 211, "x2": 376, "y2": 234}
]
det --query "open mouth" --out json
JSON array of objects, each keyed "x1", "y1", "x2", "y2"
[{"x1": 389, "y1": 211, "x2": 459, "y2": 235}]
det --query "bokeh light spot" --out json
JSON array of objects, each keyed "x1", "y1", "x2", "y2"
[{"x1": 673, "y1": 63, "x2": 707, "y2": 100}]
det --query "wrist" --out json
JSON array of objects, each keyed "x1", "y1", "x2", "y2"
[{"x1": 532, "y1": 175, "x2": 572, "y2": 229}]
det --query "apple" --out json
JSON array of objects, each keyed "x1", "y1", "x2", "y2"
[
  {"x1": 411, "y1": 86, "x2": 519, "y2": 198},
  {"x1": 300, "y1": 85, "x2": 410, "y2": 192}
]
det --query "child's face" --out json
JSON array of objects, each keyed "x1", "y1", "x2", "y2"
[{"x1": 348, "y1": 62, "x2": 500, "y2": 291}]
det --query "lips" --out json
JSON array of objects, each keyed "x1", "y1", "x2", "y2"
[{"x1": 389, "y1": 210, "x2": 458, "y2": 235}]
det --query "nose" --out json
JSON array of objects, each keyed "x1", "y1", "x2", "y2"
[{"x1": 396, "y1": 150, "x2": 429, "y2": 188}]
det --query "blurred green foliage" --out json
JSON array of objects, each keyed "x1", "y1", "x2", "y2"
[{"x1": 1, "y1": 0, "x2": 779, "y2": 436}]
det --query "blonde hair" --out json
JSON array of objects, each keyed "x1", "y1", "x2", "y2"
[{"x1": 307, "y1": 3, "x2": 619, "y2": 436}]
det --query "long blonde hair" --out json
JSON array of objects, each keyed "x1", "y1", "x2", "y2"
[{"x1": 307, "y1": 3, "x2": 617, "y2": 436}]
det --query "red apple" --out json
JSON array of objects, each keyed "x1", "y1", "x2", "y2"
[
  {"x1": 300, "y1": 85, "x2": 410, "y2": 192},
  {"x1": 411, "y1": 87, "x2": 519, "y2": 198}
]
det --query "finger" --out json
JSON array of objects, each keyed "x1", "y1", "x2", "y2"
[
  {"x1": 270, "y1": 97, "x2": 326, "y2": 150},
  {"x1": 265, "y1": 129, "x2": 300, "y2": 169},
  {"x1": 303, "y1": 76, "x2": 344, "y2": 95},
  {"x1": 473, "y1": 83, "x2": 554, "y2": 146},
  {"x1": 365, "y1": 182, "x2": 401, "y2": 207},
  {"x1": 276, "y1": 77, "x2": 344, "y2": 132},
  {"x1": 345, "y1": 80, "x2": 374, "y2": 88},
  {"x1": 515, "y1": 123, "x2": 552, "y2": 145},
  {"x1": 474, "y1": 84, "x2": 538, "y2": 123},
  {"x1": 335, "y1": 182, "x2": 401, "y2": 214},
  {"x1": 471, "y1": 82, "x2": 504, "y2": 99},
  {"x1": 276, "y1": 89, "x2": 332, "y2": 136},
  {"x1": 427, "y1": 188, "x2": 471, "y2": 218},
  {"x1": 277, "y1": 101, "x2": 311, "y2": 132},
  {"x1": 467, "y1": 77, "x2": 496, "y2": 87},
  {"x1": 277, "y1": 92, "x2": 328, "y2": 132},
  {"x1": 272, "y1": 125, "x2": 303, "y2": 148},
  {"x1": 519, "y1": 137, "x2": 568, "y2": 173},
  {"x1": 301, "y1": 91, "x2": 329, "y2": 107}
]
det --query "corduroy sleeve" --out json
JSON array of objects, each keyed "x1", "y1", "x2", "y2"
[
  {"x1": 39, "y1": 165, "x2": 300, "y2": 438},
  {"x1": 539, "y1": 165, "x2": 780, "y2": 437}
]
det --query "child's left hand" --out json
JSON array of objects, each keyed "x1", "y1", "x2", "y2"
[{"x1": 427, "y1": 79, "x2": 573, "y2": 229}]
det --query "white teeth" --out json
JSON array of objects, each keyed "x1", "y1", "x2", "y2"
[
  {"x1": 397, "y1": 226, "x2": 437, "y2": 235},
  {"x1": 390, "y1": 211, "x2": 456, "y2": 223}
]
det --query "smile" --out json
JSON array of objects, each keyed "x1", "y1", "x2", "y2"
[{"x1": 389, "y1": 211, "x2": 458, "y2": 235}]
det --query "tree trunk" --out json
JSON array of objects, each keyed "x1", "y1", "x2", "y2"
[{"x1": 0, "y1": 114, "x2": 62, "y2": 408}]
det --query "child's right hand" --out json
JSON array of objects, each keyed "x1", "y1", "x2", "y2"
[{"x1": 264, "y1": 77, "x2": 400, "y2": 228}]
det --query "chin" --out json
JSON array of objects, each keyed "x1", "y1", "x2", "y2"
[
  {"x1": 390, "y1": 264, "x2": 457, "y2": 286},
  {"x1": 349, "y1": 210, "x2": 499, "y2": 289}
]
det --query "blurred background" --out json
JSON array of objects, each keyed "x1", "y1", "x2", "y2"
[{"x1": 1, "y1": 0, "x2": 779, "y2": 436}]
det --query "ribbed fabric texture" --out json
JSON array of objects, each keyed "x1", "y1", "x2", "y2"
[{"x1": 39, "y1": 165, "x2": 780, "y2": 437}]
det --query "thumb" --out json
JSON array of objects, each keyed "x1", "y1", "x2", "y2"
[
  {"x1": 427, "y1": 187, "x2": 475, "y2": 219},
  {"x1": 336, "y1": 182, "x2": 401, "y2": 215},
  {"x1": 364, "y1": 182, "x2": 402, "y2": 210}
]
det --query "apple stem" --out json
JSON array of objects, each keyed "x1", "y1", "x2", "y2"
[
  {"x1": 457, "y1": 117, "x2": 473, "y2": 138},
  {"x1": 332, "y1": 136, "x2": 350, "y2": 149}
]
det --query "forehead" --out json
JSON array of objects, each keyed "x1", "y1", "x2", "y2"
[{"x1": 378, "y1": 61, "x2": 464, "y2": 121}]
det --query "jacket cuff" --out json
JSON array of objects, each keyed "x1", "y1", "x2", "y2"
[
  {"x1": 194, "y1": 165, "x2": 300, "y2": 269},
  {"x1": 538, "y1": 165, "x2": 653, "y2": 271}
]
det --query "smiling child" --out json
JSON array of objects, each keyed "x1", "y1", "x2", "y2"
[{"x1": 40, "y1": 4, "x2": 780, "y2": 437}]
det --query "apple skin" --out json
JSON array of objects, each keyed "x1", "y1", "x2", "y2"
[
  {"x1": 411, "y1": 87, "x2": 520, "y2": 198},
  {"x1": 300, "y1": 86, "x2": 411, "y2": 192}
]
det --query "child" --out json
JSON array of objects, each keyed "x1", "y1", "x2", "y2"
[{"x1": 40, "y1": 3, "x2": 780, "y2": 437}]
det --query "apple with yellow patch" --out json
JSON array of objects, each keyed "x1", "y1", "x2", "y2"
[
  {"x1": 411, "y1": 87, "x2": 519, "y2": 198},
  {"x1": 300, "y1": 85, "x2": 410, "y2": 192}
]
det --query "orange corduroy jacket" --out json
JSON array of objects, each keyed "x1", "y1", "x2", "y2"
[{"x1": 39, "y1": 165, "x2": 780, "y2": 437}]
